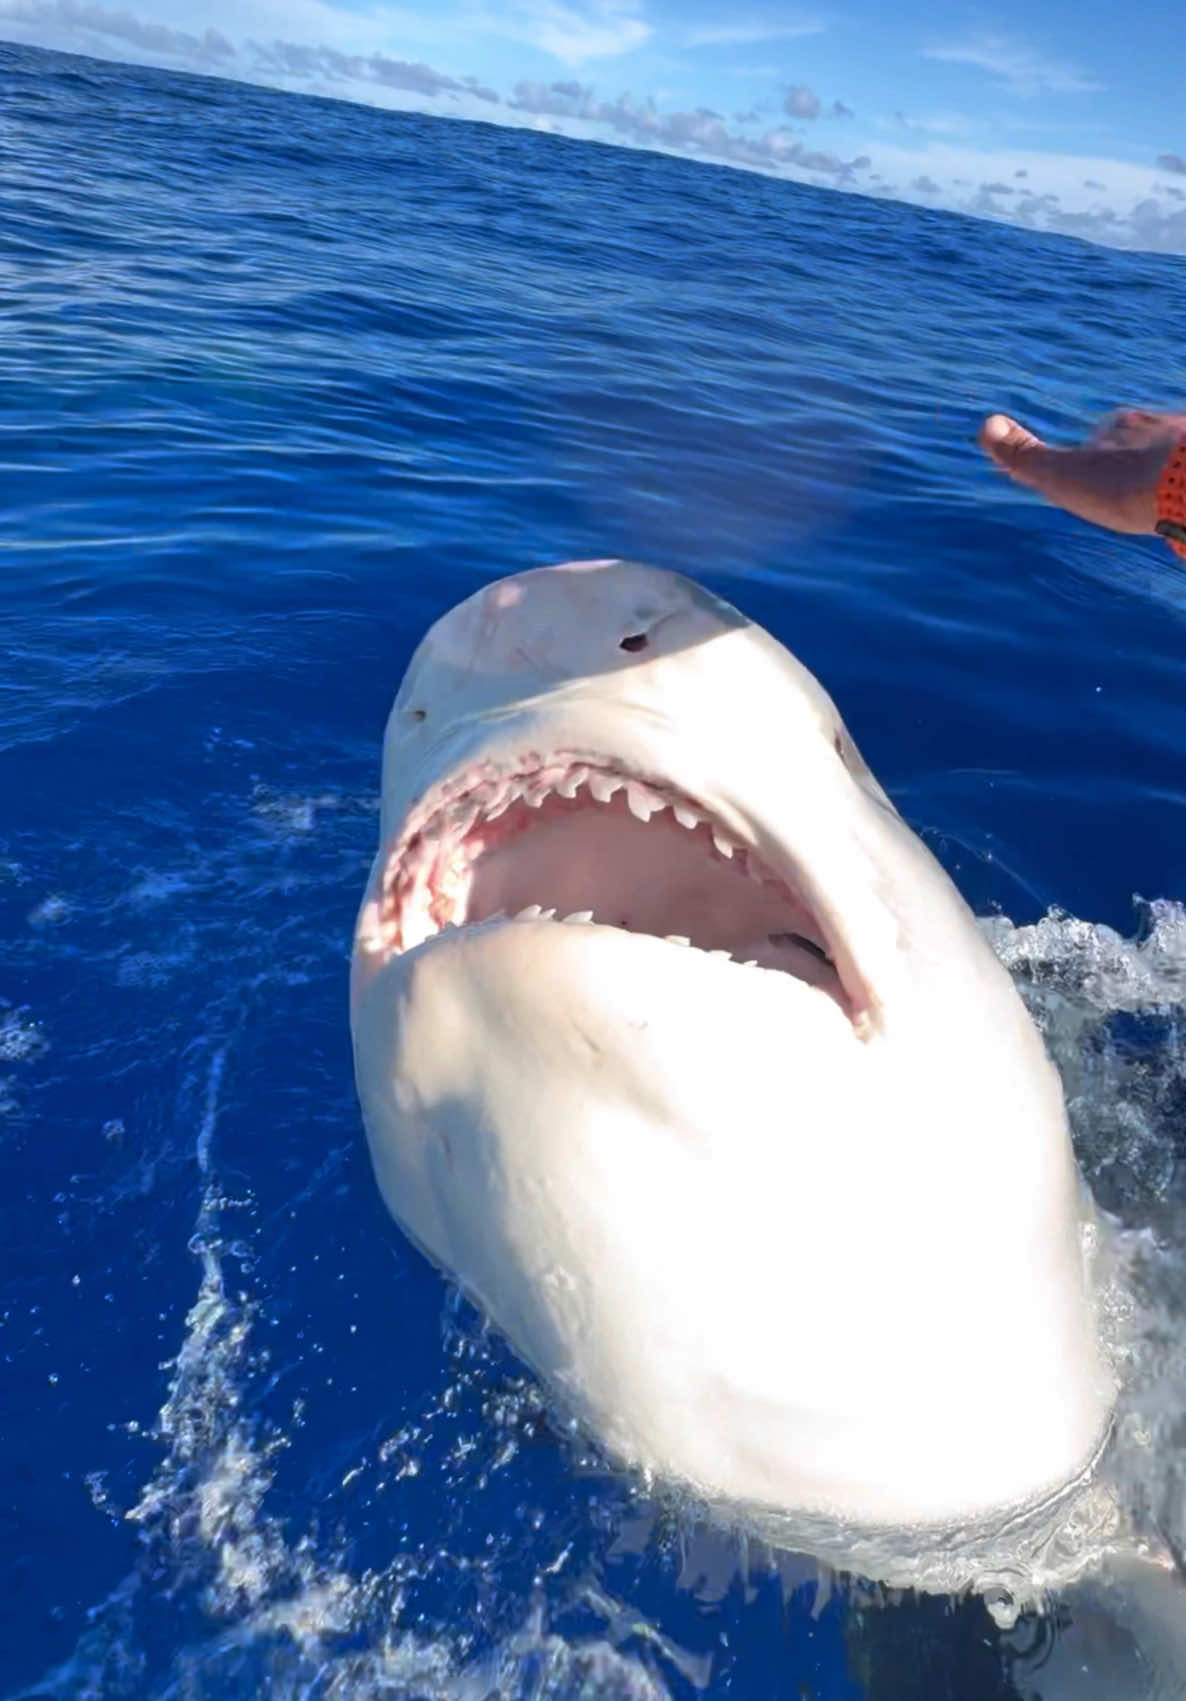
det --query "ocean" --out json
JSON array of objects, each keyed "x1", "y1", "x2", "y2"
[{"x1": 2, "y1": 36, "x2": 1185, "y2": 1700}]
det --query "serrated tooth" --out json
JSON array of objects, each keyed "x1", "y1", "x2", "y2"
[
  {"x1": 626, "y1": 782, "x2": 658, "y2": 822},
  {"x1": 484, "y1": 793, "x2": 512, "y2": 821},
  {"x1": 589, "y1": 772, "x2": 622, "y2": 804},
  {"x1": 709, "y1": 949, "x2": 732, "y2": 959},
  {"x1": 451, "y1": 804, "x2": 479, "y2": 836},
  {"x1": 739, "y1": 959, "x2": 758, "y2": 968},
  {"x1": 556, "y1": 770, "x2": 584, "y2": 799},
  {"x1": 562, "y1": 910, "x2": 595, "y2": 924},
  {"x1": 712, "y1": 829, "x2": 736, "y2": 858},
  {"x1": 673, "y1": 804, "x2": 699, "y2": 830},
  {"x1": 524, "y1": 787, "x2": 550, "y2": 808},
  {"x1": 539, "y1": 908, "x2": 557, "y2": 921},
  {"x1": 515, "y1": 905, "x2": 543, "y2": 921},
  {"x1": 664, "y1": 935, "x2": 691, "y2": 947}
]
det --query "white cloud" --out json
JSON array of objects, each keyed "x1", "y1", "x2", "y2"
[
  {"x1": 780, "y1": 86, "x2": 851, "y2": 121},
  {"x1": 0, "y1": 0, "x2": 513, "y2": 108},
  {"x1": 247, "y1": 36, "x2": 498, "y2": 100},
  {"x1": 686, "y1": 17, "x2": 824, "y2": 47},
  {"x1": 0, "y1": 0, "x2": 234, "y2": 64},
  {"x1": 1, "y1": 0, "x2": 655, "y2": 67},
  {"x1": 784, "y1": 83, "x2": 819, "y2": 120},
  {"x1": 507, "y1": 0, "x2": 650, "y2": 64},
  {"x1": 2, "y1": 0, "x2": 489, "y2": 59},
  {"x1": 507, "y1": 76, "x2": 869, "y2": 180},
  {"x1": 925, "y1": 34, "x2": 1100, "y2": 97},
  {"x1": 864, "y1": 137, "x2": 1186, "y2": 249}
]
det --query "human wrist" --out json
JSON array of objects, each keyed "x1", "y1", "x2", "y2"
[{"x1": 1155, "y1": 437, "x2": 1186, "y2": 559}]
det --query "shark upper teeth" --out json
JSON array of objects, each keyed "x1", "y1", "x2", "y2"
[
  {"x1": 589, "y1": 772, "x2": 622, "y2": 803},
  {"x1": 389, "y1": 763, "x2": 780, "y2": 967},
  {"x1": 626, "y1": 782, "x2": 660, "y2": 822}
]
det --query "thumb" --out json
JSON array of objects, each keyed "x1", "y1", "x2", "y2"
[{"x1": 978, "y1": 412, "x2": 1049, "y2": 482}]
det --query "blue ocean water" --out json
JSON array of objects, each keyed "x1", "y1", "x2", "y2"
[{"x1": 2, "y1": 36, "x2": 1186, "y2": 1700}]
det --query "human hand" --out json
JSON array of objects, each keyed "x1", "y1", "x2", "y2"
[{"x1": 978, "y1": 409, "x2": 1186, "y2": 537}]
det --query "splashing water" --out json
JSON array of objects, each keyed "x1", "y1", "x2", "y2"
[
  {"x1": 989, "y1": 905, "x2": 1186, "y2": 1565},
  {"x1": 13, "y1": 1018, "x2": 687, "y2": 1701},
  {"x1": 9, "y1": 797, "x2": 1186, "y2": 1700}
]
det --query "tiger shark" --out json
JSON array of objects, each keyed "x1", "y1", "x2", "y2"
[{"x1": 349, "y1": 555, "x2": 1130, "y2": 1560}]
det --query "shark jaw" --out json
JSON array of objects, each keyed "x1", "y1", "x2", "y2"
[{"x1": 358, "y1": 749, "x2": 859, "y2": 1027}]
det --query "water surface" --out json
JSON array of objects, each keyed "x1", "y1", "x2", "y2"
[{"x1": 2, "y1": 38, "x2": 1185, "y2": 1701}]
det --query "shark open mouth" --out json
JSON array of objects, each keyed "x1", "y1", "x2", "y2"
[{"x1": 378, "y1": 756, "x2": 850, "y2": 1013}]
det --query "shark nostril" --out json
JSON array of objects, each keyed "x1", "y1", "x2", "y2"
[
  {"x1": 620, "y1": 633, "x2": 649, "y2": 653},
  {"x1": 410, "y1": 708, "x2": 427, "y2": 722}
]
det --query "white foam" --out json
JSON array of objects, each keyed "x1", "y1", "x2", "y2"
[{"x1": 985, "y1": 901, "x2": 1186, "y2": 1590}]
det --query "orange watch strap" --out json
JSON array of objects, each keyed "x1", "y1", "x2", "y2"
[{"x1": 1155, "y1": 437, "x2": 1186, "y2": 560}]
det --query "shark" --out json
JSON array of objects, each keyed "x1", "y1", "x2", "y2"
[{"x1": 351, "y1": 559, "x2": 1184, "y2": 1685}]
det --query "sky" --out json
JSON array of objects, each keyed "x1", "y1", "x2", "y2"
[{"x1": 2, "y1": 0, "x2": 1185, "y2": 251}]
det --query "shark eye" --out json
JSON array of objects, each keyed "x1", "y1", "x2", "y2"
[
  {"x1": 410, "y1": 708, "x2": 427, "y2": 722},
  {"x1": 620, "y1": 633, "x2": 649, "y2": 653}
]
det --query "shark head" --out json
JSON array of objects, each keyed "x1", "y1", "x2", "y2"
[{"x1": 351, "y1": 560, "x2": 1114, "y2": 1547}]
